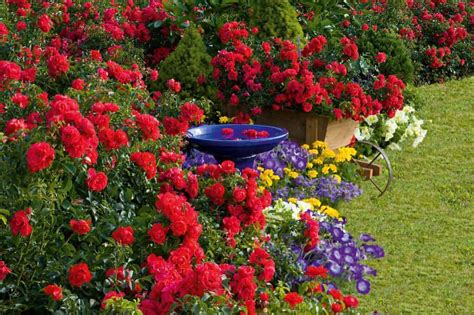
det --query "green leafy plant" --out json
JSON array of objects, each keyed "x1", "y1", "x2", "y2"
[{"x1": 157, "y1": 25, "x2": 213, "y2": 98}]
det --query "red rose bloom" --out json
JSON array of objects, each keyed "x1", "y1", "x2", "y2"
[
  {"x1": 43, "y1": 284, "x2": 62, "y2": 301},
  {"x1": 331, "y1": 303, "x2": 343, "y2": 313},
  {"x1": 112, "y1": 226, "x2": 135, "y2": 245},
  {"x1": 343, "y1": 295, "x2": 359, "y2": 308},
  {"x1": 70, "y1": 219, "x2": 91, "y2": 235},
  {"x1": 232, "y1": 187, "x2": 246, "y2": 203},
  {"x1": 329, "y1": 289, "x2": 343, "y2": 300},
  {"x1": 10, "y1": 209, "x2": 32, "y2": 237},
  {"x1": 72, "y1": 79, "x2": 85, "y2": 90},
  {"x1": 376, "y1": 52, "x2": 387, "y2": 63},
  {"x1": 205, "y1": 182, "x2": 225, "y2": 206},
  {"x1": 26, "y1": 142, "x2": 55, "y2": 173},
  {"x1": 0, "y1": 260, "x2": 12, "y2": 281},
  {"x1": 38, "y1": 14, "x2": 53, "y2": 33},
  {"x1": 47, "y1": 54, "x2": 70, "y2": 77},
  {"x1": 220, "y1": 160, "x2": 236, "y2": 174},
  {"x1": 305, "y1": 265, "x2": 328, "y2": 278},
  {"x1": 148, "y1": 223, "x2": 168, "y2": 244},
  {"x1": 86, "y1": 168, "x2": 108, "y2": 192},
  {"x1": 284, "y1": 292, "x2": 304, "y2": 308},
  {"x1": 68, "y1": 263, "x2": 92, "y2": 287}
]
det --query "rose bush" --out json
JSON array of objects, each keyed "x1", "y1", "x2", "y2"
[{"x1": 0, "y1": 0, "x2": 383, "y2": 314}]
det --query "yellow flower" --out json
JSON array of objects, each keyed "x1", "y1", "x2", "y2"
[
  {"x1": 308, "y1": 149, "x2": 318, "y2": 155},
  {"x1": 322, "y1": 165, "x2": 330, "y2": 174},
  {"x1": 321, "y1": 148, "x2": 336, "y2": 159},
  {"x1": 306, "y1": 162, "x2": 314, "y2": 169},
  {"x1": 284, "y1": 167, "x2": 291, "y2": 174},
  {"x1": 313, "y1": 158, "x2": 324, "y2": 165},
  {"x1": 219, "y1": 116, "x2": 229, "y2": 123},
  {"x1": 289, "y1": 171, "x2": 299, "y2": 179},
  {"x1": 301, "y1": 144, "x2": 310, "y2": 150},
  {"x1": 312, "y1": 141, "x2": 328, "y2": 149},
  {"x1": 308, "y1": 170, "x2": 318, "y2": 178},
  {"x1": 288, "y1": 198, "x2": 298, "y2": 204},
  {"x1": 335, "y1": 147, "x2": 357, "y2": 163},
  {"x1": 332, "y1": 174, "x2": 342, "y2": 183},
  {"x1": 257, "y1": 166, "x2": 264, "y2": 172},
  {"x1": 320, "y1": 205, "x2": 340, "y2": 219},
  {"x1": 272, "y1": 175, "x2": 280, "y2": 181},
  {"x1": 303, "y1": 198, "x2": 321, "y2": 208}
]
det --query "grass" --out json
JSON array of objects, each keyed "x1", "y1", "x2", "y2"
[{"x1": 339, "y1": 77, "x2": 474, "y2": 314}]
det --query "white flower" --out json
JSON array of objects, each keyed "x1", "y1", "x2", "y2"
[
  {"x1": 412, "y1": 128, "x2": 427, "y2": 147},
  {"x1": 364, "y1": 115, "x2": 379, "y2": 126},
  {"x1": 355, "y1": 126, "x2": 372, "y2": 141},
  {"x1": 394, "y1": 110, "x2": 409, "y2": 124},
  {"x1": 384, "y1": 120, "x2": 398, "y2": 141},
  {"x1": 403, "y1": 105, "x2": 415, "y2": 114}
]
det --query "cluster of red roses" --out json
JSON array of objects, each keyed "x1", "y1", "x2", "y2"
[
  {"x1": 212, "y1": 22, "x2": 406, "y2": 121},
  {"x1": 404, "y1": 0, "x2": 471, "y2": 70}
]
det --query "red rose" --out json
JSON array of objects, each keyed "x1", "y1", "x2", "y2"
[
  {"x1": 333, "y1": 108, "x2": 343, "y2": 120},
  {"x1": 10, "y1": 209, "x2": 32, "y2": 237},
  {"x1": 37, "y1": 14, "x2": 53, "y2": 33},
  {"x1": 284, "y1": 292, "x2": 304, "y2": 308},
  {"x1": 43, "y1": 284, "x2": 62, "y2": 301},
  {"x1": 70, "y1": 219, "x2": 91, "y2": 235},
  {"x1": 0, "y1": 260, "x2": 12, "y2": 281},
  {"x1": 166, "y1": 79, "x2": 181, "y2": 93},
  {"x1": 230, "y1": 266, "x2": 256, "y2": 301},
  {"x1": 68, "y1": 263, "x2": 92, "y2": 287},
  {"x1": 195, "y1": 262, "x2": 223, "y2": 293},
  {"x1": 331, "y1": 303, "x2": 343, "y2": 313},
  {"x1": 329, "y1": 289, "x2": 343, "y2": 300},
  {"x1": 72, "y1": 78, "x2": 85, "y2": 90},
  {"x1": 170, "y1": 220, "x2": 187, "y2": 237},
  {"x1": 148, "y1": 223, "x2": 168, "y2": 244},
  {"x1": 47, "y1": 54, "x2": 69, "y2": 77},
  {"x1": 101, "y1": 291, "x2": 125, "y2": 309},
  {"x1": 375, "y1": 52, "x2": 387, "y2": 63},
  {"x1": 343, "y1": 295, "x2": 359, "y2": 308},
  {"x1": 26, "y1": 142, "x2": 55, "y2": 173},
  {"x1": 112, "y1": 226, "x2": 135, "y2": 245},
  {"x1": 220, "y1": 160, "x2": 235, "y2": 174},
  {"x1": 221, "y1": 128, "x2": 234, "y2": 136},
  {"x1": 305, "y1": 265, "x2": 328, "y2": 278},
  {"x1": 232, "y1": 187, "x2": 246, "y2": 203},
  {"x1": 86, "y1": 168, "x2": 108, "y2": 192},
  {"x1": 205, "y1": 183, "x2": 225, "y2": 206}
]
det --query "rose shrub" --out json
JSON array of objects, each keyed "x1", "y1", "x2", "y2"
[{"x1": 0, "y1": 0, "x2": 383, "y2": 314}]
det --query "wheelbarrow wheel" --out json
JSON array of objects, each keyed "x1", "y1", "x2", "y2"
[{"x1": 355, "y1": 140, "x2": 393, "y2": 197}]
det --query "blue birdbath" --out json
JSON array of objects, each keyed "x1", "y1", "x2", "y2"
[{"x1": 186, "y1": 124, "x2": 289, "y2": 170}]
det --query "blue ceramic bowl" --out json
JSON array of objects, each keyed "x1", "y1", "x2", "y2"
[{"x1": 186, "y1": 124, "x2": 288, "y2": 170}]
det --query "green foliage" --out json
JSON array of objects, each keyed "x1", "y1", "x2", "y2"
[
  {"x1": 358, "y1": 31, "x2": 415, "y2": 83},
  {"x1": 103, "y1": 297, "x2": 143, "y2": 314},
  {"x1": 157, "y1": 25, "x2": 213, "y2": 98},
  {"x1": 249, "y1": 0, "x2": 304, "y2": 41}
]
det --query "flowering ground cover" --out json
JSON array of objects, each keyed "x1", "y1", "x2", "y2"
[{"x1": 339, "y1": 77, "x2": 474, "y2": 313}]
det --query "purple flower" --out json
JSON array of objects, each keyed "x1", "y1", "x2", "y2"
[
  {"x1": 360, "y1": 234, "x2": 376, "y2": 242},
  {"x1": 356, "y1": 278, "x2": 371, "y2": 294}
]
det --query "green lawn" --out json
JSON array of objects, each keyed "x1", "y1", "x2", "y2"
[{"x1": 340, "y1": 77, "x2": 474, "y2": 314}]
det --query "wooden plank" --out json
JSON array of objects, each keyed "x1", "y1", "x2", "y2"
[{"x1": 355, "y1": 160, "x2": 383, "y2": 177}]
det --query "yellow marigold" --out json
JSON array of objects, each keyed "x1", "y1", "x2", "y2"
[
  {"x1": 306, "y1": 162, "x2": 314, "y2": 169},
  {"x1": 308, "y1": 149, "x2": 318, "y2": 155},
  {"x1": 308, "y1": 170, "x2": 318, "y2": 178},
  {"x1": 332, "y1": 174, "x2": 342, "y2": 183},
  {"x1": 257, "y1": 166, "x2": 264, "y2": 172},
  {"x1": 219, "y1": 116, "x2": 229, "y2": 123},
  {"x1": 301, "y1": 144, "x2": 310, "y2": 150},
  {"x1": 284, "y1": 167, "x2": 291, "y2": 174},
  {"x1": 320, "y1": 205, "x2": 340, "y2": 219},
  {"x1": 312, "y1": 141, "x2": 328, "y2": 149},
  {"x1": 272, "y1": 175, "x2": 280, "y2": 181},
  {"x1": 288, "y1": 198, "x2": 298, "y2": 204}
]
